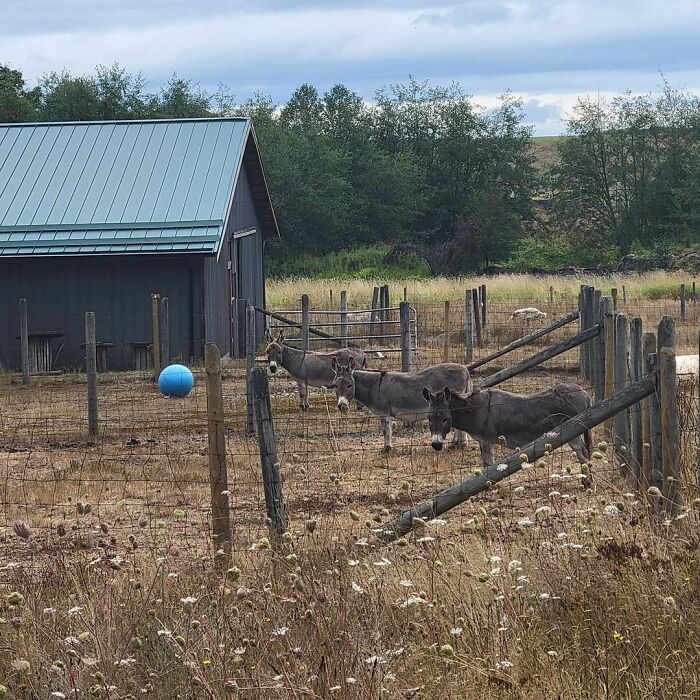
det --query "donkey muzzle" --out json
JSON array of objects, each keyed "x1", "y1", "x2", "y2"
[
  {"x1": 269, "y1": 362, "x2": 277, "y2": 374},
  {"x1": 431, "y1": 434, "x2": 444, "y2": 451},
  {"x1": 337, "y1": 397, "x2": 350, "y2": 414}
]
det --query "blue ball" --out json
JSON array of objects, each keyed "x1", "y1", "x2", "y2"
[{"x1": 158, "y1": 364, "x2": 195, "y2": 397}]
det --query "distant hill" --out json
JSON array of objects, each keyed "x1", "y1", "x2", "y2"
[{"x1": 530, "y1": 135, "x2": 563, "y2": 171}]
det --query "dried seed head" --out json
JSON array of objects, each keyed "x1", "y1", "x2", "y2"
[
  {"x1": 227, "y1": 566, "x2": 241, "y2": 581},
  {"x1": 349, "y1": 510, "x2": 361, "y2": 522},
  {"x1": 99, "y1": 523, "x2": 109, "y2": 534},
  {"x1": 647, "y1": 487, "x2": 662, "y2": 498},
  {"x1": 598, "y1": 441, "x2": 608, "y2": 453},
  {"x1": 56, "y1": 523, "x2": 66, "y2": 537},
  {"x1": 305, "y1": 520, "x2": 317, "y2": 534},
  {"x1": 138, "y1": 514, "x2": 149, "y2": 528},
  {"x1": 12, "y1": 521, "x2": 31, "y2": 540},
  {"x1": 439, "y1": 644, "x2": 455, "y2": 657},
  {"x1": 7, "y1": 591, "x2": 24, "y2": 606}
]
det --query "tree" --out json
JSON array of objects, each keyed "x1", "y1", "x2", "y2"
[{"x1": 0, "y1": 65, "x2": 39, "y2": 122}]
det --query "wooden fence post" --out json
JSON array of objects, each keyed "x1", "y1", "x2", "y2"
[
  {"x1": 19, "y1": 298, "x2": 30, "y2": 385},
  {"x1": 465, "y1": 290, "x2": 474, "y2": 364},
  {"x1": 85, "y1": 312, "x2": 98, "y2": 437},
  {"x1": 630, "y1": 318, "x2": 643, "y2": 477},
  {"x1": 301, "y1": 294, "x2": 310, "y2": 352},
  {"x1": 613, "y1": 313, "x2": 631, "y2": 464},
  {"x1": 379, "y1": 284, "x2": 389, "y2": 338},
  {"x1": 579, "y1": 286, "x2": 588, "y2": 378},
  {"x1": 603, "y1": 299, "x2": 615, "y2": 433},
  {"x1": 339, "y1": 291, "x2": 348, "y2": 349},
  {"x1": 611, "y1": 287, "x2": 618, "y2": 311},
  {"x1": 549, "y1": 285, "x2": 554, "y2": 306},
  {"x1": 400, "y1": 301, "x2": 411, "y2": 372},
  {"x1": 246, "y1": 305, "x2": 256, "y2": 437},
  {"x1": 370, "y1": 286, "x2": 380, "y2": 343},
  {"x1": 204, "y1": 343, "x2": 232, "y2": 565},
  {"x1": 252, "y1": 367, "x2": 287, "y2": 538},
  {"x1": 329, "y1": 289, "x2": 333, "y2": 308},
  {"x1": 151, "y1": 293, "x2": 161, "y2": 378},
  {"x1": 160, "y1": 296, "x2": 169, "y2": 367},
  {"x1": 680, "y1": 284, "x2": 687, "y2": 322},
  {"x1": 692, "y1": 281, "x2": 697, "y2": 304},
  {"x1": 657, "y1": 315, "x2": 676, "y2": 353},
  {"x1": 442, "y1": 300, "x2": 450, "y2": 362},
  {"x1": 659, "y1": 347, "x2": 681, "y2": 516},
  {"x1": 647, "y1": 352, "x2": 663, "y2": 496},
  {"x1": 642, "y1": 332, "x2": 656, "y2": 488},
  {"x1": 622, "y1": 285, "x2": 627, "y2": 304},
  {"x1": 594, "y1": 291, "x2": 606, "y2": 401},
  {"x1": 472, "y1": 288, "x2": 483, "y2": 348},
  {"x1": 480, "y1": 283, "x2": 487, "y2": 327}
]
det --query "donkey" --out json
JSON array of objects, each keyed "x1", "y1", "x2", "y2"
[
  {"x1": 423, "y1": 384, "x2": 591, "y2": 466},
  {"x1": 332, "y1": 357, "x2": 471, "y2": 451},
  {"x1": 265, "y1": 331, "x2": 368, "y2": 410}
]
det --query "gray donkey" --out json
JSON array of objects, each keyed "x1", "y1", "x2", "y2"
[
  {"x1": 332, "y1": 357, "x2": 471, "y2": 451},
  {"x1": 423, "y1": 384, "x2": 591, "y2": 466},
  {"x1": 265, "y1": 331, "x2": 368, "y2": 410}
]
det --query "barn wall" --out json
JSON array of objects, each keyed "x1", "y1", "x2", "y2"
[
  {"x1": 203, "y1": 159, "x2": 266, "y2": 357},
  {"x1": 0, "y1": 255, "x2": 205, "y2": 371}
]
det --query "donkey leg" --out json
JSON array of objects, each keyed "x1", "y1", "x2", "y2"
[
  {"x1": 449, "y1": 429, "x2": 468, "y2": 449},
  {"x1": 380, "y1": 415, "x2": 393, "y2": 452},
  {"x1": 568, "y1": 436, "x2": 589, "y2": 464},
  {"x1": 297, "y1": 380, "x2": 309, "y2": 411},
  {"x1": 479, "y1": 440, "x2": 493, "y2": 467}
]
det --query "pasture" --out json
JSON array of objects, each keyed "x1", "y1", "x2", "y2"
[{"x1": 1, "y1": 276, "x2": 699, "y2": 698}]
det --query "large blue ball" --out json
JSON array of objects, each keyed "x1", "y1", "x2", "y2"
[{"x1": 158, "y1": 364, "x2": 195, "y2": 397}]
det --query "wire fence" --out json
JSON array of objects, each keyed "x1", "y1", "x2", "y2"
[{"x1": 1, "y1": 290, "x2": 699, "y2": 580}]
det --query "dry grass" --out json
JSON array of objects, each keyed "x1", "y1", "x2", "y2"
[
  {"x1": 268, "y1": 271, "x2": 698, "y2": 308},
  {"x1": 1, "y1": 282, "x2": 700, "y2": 698}
]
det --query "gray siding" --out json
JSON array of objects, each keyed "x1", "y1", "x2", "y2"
[{"x1": 0, "y1": 256, "x2": 205, "y2": 371}]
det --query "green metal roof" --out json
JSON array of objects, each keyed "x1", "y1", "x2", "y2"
[{"x1": 0, "y1": 118, "x2": 258, "y2": 256}]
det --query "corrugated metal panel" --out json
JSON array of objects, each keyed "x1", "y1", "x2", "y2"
[{"x1": 0, "y1": 118, "x2": 251, "y2": 256}]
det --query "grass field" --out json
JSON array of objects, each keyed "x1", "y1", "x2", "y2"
[
  {"x1": 267, "y1": 271, "x2": 697, "y2": 309},
  {"x1": 1, "y1": 278, "x2": 699, "y2": 698}
]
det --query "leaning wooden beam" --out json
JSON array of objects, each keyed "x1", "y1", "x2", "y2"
[
  {"x1": 372, "y1": 373, "x2": 657, "y2": 543},
  {"x1": 467, "y1": 310, "x2": 580, "y2": 371},
  {"x1": 254, "y1": 306, "x2": 361, "y2": 348},
  {"x1": 477, "y1": 322, "x2": 601, "y2": 389}
]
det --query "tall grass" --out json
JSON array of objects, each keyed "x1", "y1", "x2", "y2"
[{"x1": 267, "y1": 271, "x2": 696, "y2": 308}]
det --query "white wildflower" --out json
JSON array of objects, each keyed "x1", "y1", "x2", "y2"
[
  {"x1": 180, "y1": 596, "x2": 197, "y2": 607},
  {"x1": 272, "y1": 627, "x2": 289, "y2": 636},
  {"x1": 347, "y1": 559, "x2": 359, "y2": 567},
  {"x1": 488, "y1": 555, "x2": 502, "y2": 564},
  {"x1": 351, "y1": 582, "x2": 365, "y2": 594},
  {"x1": 507, "y1": 560, "x2": 522, "y2": 573},
  {"x1": 517, "y1": 517, "x2": 534, "y2": 527},
  {"x1": 157, "y1": 629, "x2": 172, "y2": 637},
  {"x1": 416, "y1": 536, "x2": 435, "y2": 543},
  {"x1": 43, "y1": 607, "x2": 56, "y2": 615},
  {"x1": 496, "y1": 660, "x2": 514, "y2": 670},
  {"x1": 428, "y1": 518, "x2": 447, "y2": 526},
  {"x1": 373, "y1": 558, "x2": 392, "y2": 567},
  {"x1": 67, "y1": 606, "x2": 83, "y2": 618},
  {"x1": 603, "y1": 505, "x2": 620, "y2": 516},
  {"x1": 400, "y1": 595, "x2": 427, "y2": 608},
  {"x1": 513, "y1": 486, "x2": 525, "y2": 493},
  {"x1": 535, "y1": 506, "x2": 551, "y2": 516},
  {"x1": 399, "y1": 579, "x2": 413, "y2": 587},
  {"x1": 547, "y1": 650, "x2": 558, "y2": 657},
  {"x1": 450, "y1": 627, "x2": 463, "y2": 636}
]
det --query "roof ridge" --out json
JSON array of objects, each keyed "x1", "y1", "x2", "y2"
[{"x1": 0, "y1": 117, "x2": 251, "y2": 128}]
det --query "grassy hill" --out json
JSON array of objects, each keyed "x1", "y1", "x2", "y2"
[{"x1": 530, "y1": 135, "x2": 563, "y2": 171}]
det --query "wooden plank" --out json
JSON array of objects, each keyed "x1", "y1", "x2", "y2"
[
  {"x1": 19, "y1": 298, "x2": 29, "y2": 385},
  {"x1": 630, "y1": 318, "x2": 643, "y2": 478},
  {"x1": 465, "y1": 290, "x2": 474, "y2": 364},
  {"x1": 680, "y1": 284, "x2": 687, "y2": 322},
  {"x1": 613, "y1": 313, "x2": 631, "y2": 466},
  {"x1": 400, "y1": 301, "x2": 411, "y2": 372},
  {"x1": 369, "y1": 286, "x2": 380, "y2": 343},
  {"x1": 611, "y1": 287, "x2": 618, "y2": 311},
  {"x1": 151, "y1": 293, "x2": 161, "y2": 379},
  {"x1": 480, "y1": 283, "x2": 487, "y2": 327},
  {"x1": 339, "y1": 291, "x2": 348, "y2": 349},
  {"x1": 442, "y1": 300, "x2": 450, "y2": 362},
  {"x1": 603, "y1": 300, "x2": 615, "y2": 433},
  {"x1": 468, "y1": 310, "x2": 579, "y2": 371},
  {"x1": 641, "y1": 332, "x2": 656, "y2": 487},
  {"x1": 472, "y1": 288, "x2": 483, "y2": 348},
  {"x1": 648, "y1": 352, "x2": 663, "y2": 496},
  {"x1": 373, "y1": 373, "x2": 657, "y2": 543},
  {"x1": 594, "y1": 292, "x2": 607, "y2": 402},
  {"x1": 204, "y1": 343, "x2": 232, "y2": 566},
  {"x1": 657, "y1": 315, "x2": 676, "y2": 352},
  {"x1": 478, "y1": 323, "x2": 600, "y2": 389},
  {"x1": 301, "y1": 294, "x2": 310, "y2": 352},
  {"x1": 659, "y1": 347, "x2": 681, "y2": 516},
  {"x1": 252, "y1": 367, "x2": 287, "y2": 538},
  {"x1": 245, "y1": 304, "x2": 256, "y2": 437},
  {"x1": 85, "y1": 312, "x2": 98, "y2": 437}
]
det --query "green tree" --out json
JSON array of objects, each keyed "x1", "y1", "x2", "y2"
[{"x1": 0, "y1": 65, "x2": 39, "y2": 122}]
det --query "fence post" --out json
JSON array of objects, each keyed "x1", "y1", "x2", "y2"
[
  {"x1": 379, "y1": 284, "x2": 389, "y2": 339},
  {"x1": 659, "y1": 347, "x2": 681, "y2": 516},
  {"x1": 301, "y1": 294, "x2": 310, "y2": 352},
  {"x1": 622, "y1": 285, "x2": 627, "y2": 304},
  {"x1": 472, "y1": 288, "x2": 483, "y2": 348},
  {"x1": 630, "y1": 318, "x2": 643, "y2": 478},
  {"x1": 613, "y1": 313, "x2": 631, "y2": 464},
  {"x1": 693, "y1": 281, "x2": 697, "y2": 304},
  {"x1": 252, "y1": 367, "x2": 287, "y2": 538},
  {"x1": 603, "y1": 298, "x2": 615, "y2": 433},
  {"x1": 480, "y1": 284, "x2": 487, "y2": 327},
  {"x1": 465, "y1": 290, "x2": 474, "y2": 364},
  {"x1": 370, "y1": 286, "x2": 380, "y2": 343},
  {"x1": 400, "y1": 301, "x2": 411, "y2": 372},
  {"x1": 642, "y1": 332, "x2": 656, "y2": 488},
  {"x1": 657, "y1": 315, "x2": 676, "y2": 353},
  {"x1": 697, "y1": 330, "x2": 700, "y2": 489},
  {"x1": 594, "y1": 290, "x2": 605, "y2": 401},
  {"x1": 442, "y1": 300, "x2": 450, "y2": 362},
  {"x1": 204, "y1": 343, "x2": 232, "y2": 565},
  {"x1": 246, "y1": 305, "x2": 256, "y2": 437},
  {"x1": 680, "y1": 284, "x2": 686, "y2": 322},
  {"x1": 151, "y1": 293, "x2": 161, "y2": 378},
  {"x1": 85, "y1": 312, "x2": 98, "y2": 437},
  {"x1": 160, "y1": 296, "x2": 169, "y2": 366},
  {"x1": 611, "y1": 287, "x2": 618, "y2": 311},
  {"x1": 329, "y1": 289, "x2": 333, "y2": 308},
  {"x1": 19, "y1": 298, "x2": 30, "y2": 385},
  {"x1": 339, "y1": 291, "x2": 348, "y2": 349},
  {"x1": 647, "y1": 351, "x2": 663, "y2": 497},
  {"x1": 549, "y1": 285, "x2": 554, "y2": 306}
]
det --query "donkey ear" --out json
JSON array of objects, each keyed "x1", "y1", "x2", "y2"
[
  {"x1": 332, "y1": 356, "x2": 339, "y2": 372},
  {"x1": 423, "y1": 387, "x2": 432, "y2": 403},
  {"x1": 277, "y1": 330, "x2": 284, "y2": 343},
  {"x1": 348, "y1": 356, "x2": 356, "y2": 370},
  {"x1": 265, "y1": 328, "x2": 273, "y2": 342},
  {"x1": 444, "y1": 386, "x2": 452, "y2": 402}
]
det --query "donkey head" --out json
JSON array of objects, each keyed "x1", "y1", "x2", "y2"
[
  {"x1": 265, "y1": 330, "x2": 285, "y2": 373},
  {"x1": 422, "y1": 386, "x2": 453, "y2": 451},
  {"x1": 332, "y1": 356, "x2": 357, "y2": 413}
]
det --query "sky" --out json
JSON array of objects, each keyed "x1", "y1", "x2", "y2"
[{"x1": 2, "y1": 0, "x2": 699, "y2": 135}]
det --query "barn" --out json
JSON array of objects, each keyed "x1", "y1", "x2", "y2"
[{"x1": 0, "y1": 117, "x2": 278, "y2": 371}]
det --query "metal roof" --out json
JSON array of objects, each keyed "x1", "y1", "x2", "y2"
[{"x1": 0, "y1": 118, "x2": 270, "y2": 256}]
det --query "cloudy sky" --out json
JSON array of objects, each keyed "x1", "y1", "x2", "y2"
[{"x1": 3, "y1": 0, "x2": 698, "y2": 134}]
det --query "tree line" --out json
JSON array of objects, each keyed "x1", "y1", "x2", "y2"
[{"x1": 2, "y1": 63, "x2": 700, "y2": 274}]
